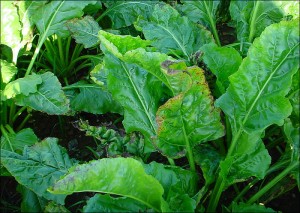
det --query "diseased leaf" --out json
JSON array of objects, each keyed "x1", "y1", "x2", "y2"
[
  {"x1": 231, "y1": 202, "x2": 276, "y2": 212},
  {"x1": 1, "y1": 138, "x2": 76, "y2": 204},
  {"x1": 1, "y1": 59, "x2": 18, "y2": 84},
  {"x1": 1, "y1": 128, "x2": 38, "y2": 153},
  {"x1": 49, "y1": 158, "x2": 168, "y2": 212},
  {"x1": 136, "y1": 4, "x2": 214, "y2": 59},
  {"x1": 66, "y1": 16, "x2": 101, "y2": 48},
  {"x1": 102, "y1": 0, "x2": 159, "y2": 29},
  {"x1": 65, "y1": 81, "x2": 122, "y2": 114},
  {"x1": 216, "y1": 19, "x2": 299, "y2": 136},
  {"x1": 83, "y1": 194, "x2": 148, "y2": 212},
  {"x1": 3, "y1": 74, "x2": 42, "y2": 99},
  {"x1": 200, "y1": 43, "x2": 242, "y2": 94},
  {"x1": 155, "y1": 66, "x2": 224, "y2": 158},
  {"x1": 28, "y1": 1, "x2": 97, "y2": 38},
  {"x1": 15, "y1": 72, "x2": 70, "y2": 115}
]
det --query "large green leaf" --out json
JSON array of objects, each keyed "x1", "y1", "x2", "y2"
[
  {"x1": 83, "y1": 194, "x2": 148, "y2": 212},
  {"x1": 64, "y1": 81, "x2": 122, "y2": 114},
  {"x1": 3, "y1": 74, "x2": 42, "y2": 99},
  {"x1": 28, "y1": 0, "x2": 97, "y2": 38},
  {"x1": 155, "y1": 66, "x2": 224, "y2": 158},
  {"x1": 15, "y1": 72, "x2": 70, "y2": 115},
  {"x1": 200, "y1": 43, "x2": 242, "y2": 94},
  {"x1": 1, "y1": 128, "x2": 38, "y2": 153},
  {"x1": 1, "y1": 138, "x2": 75, "y2": 204},
  {"x1": 49, "y1": 158, "x2": 168, "y2": 212},
  {"x1": 216, "y1": 19, "x2": 299, "y2": 138},
  {"x1": 178, "y1": 0, "x2": 221, "y2": 46},
  {"x1": 66, "y1": 16, "x2": 101, "y2": 48},
  {"x1": 101, "y1": 0, "x2": 159, "y2": 29},
  {"x1": 136, "y1": 4, "x2": 214, "y2": 60}
]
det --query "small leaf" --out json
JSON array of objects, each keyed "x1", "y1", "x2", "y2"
[
  {"x1": 136, "y1": 4, "x2": 214, "y2": 59},
  {"x1": 231, "y1": 202, "x2": 276, "y2": 212},
  {"x1": 200, "y1": 43, "x2": 242, "y2": 94},
  {"x1": 49, "y1": 158, "x2": 168, "y2": 212},
  {"x1": 83, "y1": 194, "x2": 148, "y2": 212},
  {"x1": 66, "y1": 16, "x2": 101, "y2": 48},
  {"x1": 65, "y1": 81, "x2": 122, "y2": 114},
  {"x1": 103, "y1": 0, "x2": 159, "y2": 29},
  {"x1": 1, "y1": 128, "x2": 38, "y2": 153},
  {"x1": 1, "y1": 138, "x2": 76, "y2": 204},
  {"x1": 3, "y1": 74, "x2": 42, "y2": 99},
  {"x1": 44, "y1": 201, "x2": 70, "y2": 213},
  {"x1": 15, "y1": 72, "x2": 70, "y2": 115},
  {"x1": 1, "y1": 59, "x2": 18, "y2": 84}
]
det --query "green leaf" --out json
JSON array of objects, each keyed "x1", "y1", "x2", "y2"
[
  {"x1": 155, "y1": 66, "x2": 224, "y2": 158},
  {"x1": 193, "y1": 144, "x2": 223, "y2": 185},
  {"x1": 3, "y1": 74, "x2": 42, "y2": 99},
  {"x1": 44, "y1": 201, "x2": 70, "y2": 213},
  {"x1": 178, "y1": 0, "x2": 221, "y2": 46},
  {"x1": 216, "y1": 19, "x2": 299, "y2": 139},
  {"x1": 49, "y1": 157, "x2": 168, "y2": 212},
  {"x1": 229, "y1": 1, "x2": 285, "y2": 44},
  {"x1": 136, "y1": 4, "x2": 214, "y2": 59},
  {"x1": 83, "y1": 194, "x2": 148, "y2": 212},
  {"x1": 65, "y1": 81, "x2": 122, "y2": 114},
  {"x1": 288, "y1": 70, "x2": 299, "y2": 124},
  {"x1": 220, "y1": 135, "x2": 271, "y2": 188},
  {"x1": 231, "y1": 202, "x2": 276, "y2": 212},
  {"x1": 1, "y1": 59, "x2": 18, "y2": 84},
  {"x1": 200, "y1": 43, "x2": 242, "y2": 94},
  {"x1": 102, "y1": 0, "x2": 159, "y2": 29},
  {"x1": 1, "y1": 138, "x2": 75, "y2": 204},
  {"x1": 66, "y1": 16, "x2": 101, "y2": 48},
  {"x1": 1, "y1": 128, "x2": 38, "y2": 153},
  {"x1": 15, "y1": 72, "x2": 70, "y2": 115},
  {"x1": 28, "y1": 1, "x2": 97, "y2": 38}
]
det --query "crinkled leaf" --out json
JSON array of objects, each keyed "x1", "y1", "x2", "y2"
[
  {"x1": 83, "y1": 194, "x2": 148, "y2": 212},
  {"x1": 193, "y1": 143, "x2": 223, "y2": 185},
  {"x1": 28, "y1": 1, "x2": 97, "y2": 38},
  {"x1": 15, "y1": 72, "x2": 70, "y2": 115},
  {"x1": 102, "y1": 0, "x2": 159, "y2": 29},
  {"x1": 289, "y1": 70, "x2": 299, "y2": 124},
  {"x1": 65, "y1": 81, "x2": 122, "y2": 114},
  {"x1": 220, "y1": 135, "x2": 271, "y2": 189},
  {"x1": 155, "y1": 66, "x2": 224, "y2": 158},
  {"x1": 229, "y1": 1, "x2": 286, "y2": 44},
  {"x1": 49, "y1": 158, "x2": 168, "y2": 212},
  {"x1": 66, "y1": 16, "x2": 101, "y2": 48},
  {"x1": 3, "y1": 74, "x2": 42, "y2": 99},
  {"x1": 1, "y1": 59, "x2": 18, "y2": 84},
  {"x1": 136, "y1": 4, "x2": 214, "y2": 59},
  {"x1": 1, "y1": 128, "x2": 38, "y2": 153},
  {"x1": 231, "y1": 202, "x2": 276, "y2": 212},
  {"x1": 216, "y1": 19, "x2": 299, "y2": 136},
  {"x1": 200, "y1": 43, "x2": 242, "y2": 94},
  {"x1": 1, "y1": 138, "x2": 75, "y2": 204},
  {"x1": 284, "y1": 118, "x2": 299, "y2": 189}
]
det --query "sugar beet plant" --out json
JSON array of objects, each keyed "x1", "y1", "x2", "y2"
[{"x1": 1, "y1": 0, "x2": 299, "y2": 212}]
